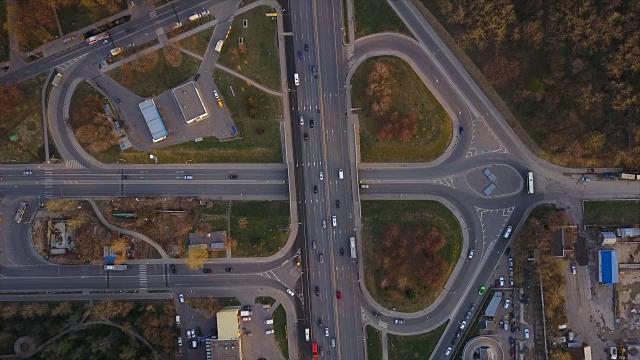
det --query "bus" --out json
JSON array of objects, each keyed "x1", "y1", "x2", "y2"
[
  {"x1": 527, "y1": 172, "x2": 534, "y2": 194},
  {"x1": 104, "y1": 265, "x2": 127, "y2": 271},
  {"x1": 86, "y1": 33, "x2": 109, "y2": 45},
  {"x1": 13, "y1": 202, "x2": 27, "y2": 223}
]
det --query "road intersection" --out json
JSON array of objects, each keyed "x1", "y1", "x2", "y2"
[{"x1": 0, "y1": 0, "x2": 638, "y2": 359}]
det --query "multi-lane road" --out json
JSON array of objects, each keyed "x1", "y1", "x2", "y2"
[{"x1": 1, "y1": 0, "x2": 639, "y2": 359}]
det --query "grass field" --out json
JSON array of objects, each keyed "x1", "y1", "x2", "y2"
[
  {"x1": 583, "y1": 200, "x2": 640, "y2": 226},
  {"x1": 57, "y1": 2, "x2": 128, "y2": 35},
  {"x1": 167, "y1": 15, "x2": 215, "y2": 39},
  {"x1": 174, "y1": 27, "x2": 215, "y2": 57},
  {"x1": 273, "y1": 305, "x2": 289, "y2": 359},
  {"x1": 353, "y1": 0, "x2": 412, "y2": 39},
  {"x1": 217, "y1": 5, "x2": 281, "y2": 91},
  {"x1": 0, "y1": 0, "x2": 9, "y2": 62},
  {"x1": 352, "y1": 56, "x2": 451, "y2": 162},
  {"x1": 0, "y1": 73, "x2": 47, "y2": 163},
  {"x1": 388, "y1": 321, "x2": 447, "y2": 360},
  {"x1": 366, "y1": 326, "x2": 383, "y2": 360},
  {"x1": 230, "y1": 201, "x2": 290, "y2": 257},
  {"x1": 362, "y1": 201, "x2": 462, "y2": 312},
  {"x1": 108, "y1": 48, "x2": 200, "y2": 98}
]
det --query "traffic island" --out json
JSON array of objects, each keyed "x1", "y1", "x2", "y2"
[
  {"x1": 351, "y1": 56, "x2": 452, "y2": 162},
  {"x1": 365, "y1": 325, "x2": 383, "y2": 360},
  {"x1": 353, "y1": 0, "x2": 412, "y2": 39},
  {"x1": 387, "y1": 321, "x2": 448, "y2": 360},
  {"x1": 362, "y1": 201, "x2": 462, "y2": 312}
]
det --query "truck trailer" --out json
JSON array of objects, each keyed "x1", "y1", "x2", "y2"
[{"x1": 350, "y1": 236, "x2": 356, "y2": 259}]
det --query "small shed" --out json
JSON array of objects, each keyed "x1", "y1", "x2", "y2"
[{"x1": 599, "y1": 232, "x2": 617, "y2": 245}]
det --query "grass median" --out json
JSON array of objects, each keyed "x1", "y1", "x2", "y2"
[
  {"x1": 388, "y1": 321, "x2": 447, "y2": 360},
  {"x1": 352, "y1": 56, "x2": 451, "y2": 162},
  {"x1": 366, "y1": 326, "x2": 383, "y2": 360},
  {"x1": 273, "y1": 305, "x2": 289, "y2": 359},
  {"x1": 362, "y1": 201, "x2": 462, "y2": 312}
]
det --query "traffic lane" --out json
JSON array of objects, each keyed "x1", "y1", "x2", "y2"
[{"x1": 0, "y1": 198, "x2": 49, "y2": 266}]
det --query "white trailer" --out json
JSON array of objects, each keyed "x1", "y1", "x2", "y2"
[
  {"x1": 621, "y1": 173, "x2": 637, "y2": 180},
  {"x1": 350, "y1": 236, "x2": 356, "y2": 259}
]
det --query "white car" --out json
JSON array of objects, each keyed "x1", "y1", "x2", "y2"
[
  {"x1": 265, "y1": 329, "x2": 274, "y2": 335},
  {"x1": 186, "y1": 329, "x2": 193, "y2": 338},
  {"x1": 242, "y1": 317, "x2": 251, "y2": 321},
  {"x1": 503, "y1": 225, "x2": 513, "y2": 238},
  {"x1": 524, "y1": 328, "x2": 530, "y2": 339},
  {"x1": 201, "y1": 10, "x2": 210, "y2": 16},
  {"x1": 394, "y1": 319, "x2": 405, "y2": 324},
  {"x1": 286, "y1": 288, "x2": 295, "y2": 296},
  {"x1": 300, "y1": 116, "x2": 304, "y2": 125},
  {"x1": 332, "y1": 216, "x2": 337, "y2": 227},
  {"x1": 324, "y1": 327, "x2": 329, "y2": 337},
  {"x1": 213, "y1": 89, "x2": 220, "y2": 99},
  {"x1": 178, "y1": 337, "x2": 182, "y2": 346},
  {"x1": 499, "y1": 277, "x2": 504, "y2": 287},
  {"x1": 504, "y1": 299, "x2": 510, "y2": 309},
  {"x1": 179, "y1": 294, "x2": 185, "y2": 303},
  {"x1": 459, "y1": 320, "x2": 467, "y2": 329},
  {"x1": 445, "y1": 346, "x2": 452, "y2": 356},
  {"x1": 319, "y1": 172, "x2": 324, "y2": 181},
  {"x1": 571, "y1": 265, "x2": 577, "y2": 274},
  {"x1": 468, "y1": 249, "x2": 474, "y2": 259}
]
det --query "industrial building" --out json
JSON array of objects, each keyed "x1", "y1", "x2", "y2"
[
  {"x1": 138, "y1": 99, "x2": 168, "y2": 142},
  {"x1": 598, "y1": 250, "x2": 619, "y2": 286},
  {"x1": 616, "y1": 228, "x2": 640, "y2": 239},
  {"x1": 216, "y1": 309, "x2": 240, "y2": 340},
  {"x1": 484, "y1": 291, "x2": 503, "y2": 318},
  {"x1": 172, "y1": 81, "x2": 208, "y2": 124}
]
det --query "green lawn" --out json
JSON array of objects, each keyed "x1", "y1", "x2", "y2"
[
  {"x1": 388, "y1": 321, "x2": 447, "y2": 360},
  {"x1": 584, "y1": 200, "x2": 640, "y2": 226},
  {"x1": 230, "y1": 201, "x2": 290, "y2": 257},
  {"x1": 174, "y1": 27, "x2": 215, "y2": 57},
  {"x1": 366, "y1": 326, "x2": 383, "y2": 360},
  {"x1": 57, "y1": 2, "x2": 128, "y2": 35},
  {"x1": 214, "y1": 68, "x2": 283, "y2": 122},
  {"x1": 0, "y1": 0, "x2": 9, "y2": 62},
  {"x1": 217, "y1": 5, "x2": 282, "y2": 91},
  {"x1": 353, "y1": 0, "x2": 412, "y2": 38},
  {"x1": 352, "y1": 56, "x2": 451, "y2": 162},
  {"x1": 273, "y1": 305, "x2": 289, "y2": 359},
  {"x1": 108, "y1": 48, "x2": 200, "y2": 98},
  {"x1": 362, "y1": 201, "x2": 462, "y2": 312},
  {"x1": 0, "y1": 73, "x2": 47, "y2": 163}
]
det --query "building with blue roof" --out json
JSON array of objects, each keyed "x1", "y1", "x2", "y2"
[
  {"x1": 138, "y1": 99, "x2": 168, "y2": 142},
  {"x1": 598, "y1": 250, "x2": 619, "y2": 286}
]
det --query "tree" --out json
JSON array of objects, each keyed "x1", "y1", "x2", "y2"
[
  {"x1": 549, "y1": 350, "x2": 571, "y2": 360},
  {"x1": 66, "y1": 213, "x2": 90, "y2": 231},
  {"x1": 187, "y1": 246, "x2": 209, "y2": 270},
  {"x1": 583, "y1": 131, "x2": 606, "y2": 154},
  {"x1": 185, "y1": 297, "x2": 222, "y2": 318},
  {"x1": 45, "y1": 199, "x2": 79, "y2": 213}
]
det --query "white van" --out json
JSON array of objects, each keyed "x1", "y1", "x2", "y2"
[
  {"x1": 265, "y1": 329, "x2": 274, "y2": 335},
  {"x1": 264, "y1": 318, "x2": 274, "y2": 325},
  {"x1": 338, "y1": 169, "x2": 344, "y2": 179},
  {"x1": 176, "y1": 315, "x2": 181, "y2": 324},
  {"x1": 332, "y1": 216, "x2": 337, "y2": 227},
  {"x1": 214, "y1": 40, "x2": 224, "y2": 52},
  {"x1": 294, "y1": 73, "x2": 299, "y2": 86},
  {"x1": 503, "y1": 225, "x2": 513, "y2": 239}
]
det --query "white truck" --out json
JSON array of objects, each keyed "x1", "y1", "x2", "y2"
[
  {"x1": 621, "y1": 173, "x2": 638, "y2": 180},
  {"x1": 51, "y1": 73, "x2": 63, "y2": 87},
  {"x1": 305, "y1": 328, "x2": 310, "y2": 341},
  {"x1": 214, "y1": 39, "x2": 224, "y2": 52},
  {"x1": 240, "y1": 310, "x2": 253, "y2": 317},
  {"x1": 189, "y1": 13, "x2": 202, "y2": 22},
  {"x1": 350, "y1": 236, "x2": 357, "y2": 259}
]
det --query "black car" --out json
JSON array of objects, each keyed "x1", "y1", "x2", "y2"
[
  {"x1": 316, "y1": 106, "x2": 320, "y2": 113},
  {"x1": 309, "y1": 119, "x2": 315, "y2": 128},
  {"x1": 339, "y1": 247, "x2": 344, "y2": 256},
  {"x1": 297, "y1": 50, "x2": 303, "y2": 59},
  {"x1": 335, "y1": 200, "x2": 340, "y2": 208},
  {"x1": 317, "y1": 317, "x2": 322, "y2": 327},
  {"x1": 372, "y1": 311, "x2": 380, "y2": 318},
  {"x1": 459, "y1": 126, "x2": 464, "y2": 134},
  {"x1": 203, "y1": 268, "x2": 212, "y2": 273},
  {"x1": 225, "y1": 267, "x2": 233, "y2": 272},
  {"x1": 194, "y1": 73, "x2": 200, "y2": 81},
  {"x1": 229, "y1": 174, "x2": 238, "y2": 179},
  {"x1": 313, "y1": 185, "x2": 318, "y2": 194},
  {"x1": 195, "y1": 327, "x2": 201, "y2": 336},
  {"x1": 315, "y1": 286, "x2": 320, "y2": 296},
  {"x1": 126, "y1": 26, "x2": 136, "y2": 33},
  {"x1": 170, "y1": 264, "x2": 176, "y2": 274},
  {"x1": 310, "y1": 65, "x2": 317, "y2": 78},
  {"x1": 304, "y1": 133, "x2": 309, "y2": 141},
  {"x1": 115, "y1": 97, "x2": 122, "y2": 104},
  {"x1": 304, "y1": 43, "x2": 309, "y2": 51}
]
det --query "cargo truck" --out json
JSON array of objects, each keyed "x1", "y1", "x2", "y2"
[
  {"x1": 110, "y1": 47, "x2": 123, "y2": 56},
  {"x1": 240, "y1": 310, "x2": 253, "y2": 317},
  {"x1": 350, "y1": 236, "x2": 356, "y2": 259},
  {"x1": 621, "y1": 173, "x2": 639, "y2": 180},
  {"x1": 189, "y1": 13, "x2": 202, "y2": 21}
]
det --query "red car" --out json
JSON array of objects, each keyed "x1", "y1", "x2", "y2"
[
  {"x1": 312, "y1": 342, "x2": 318, "y2": 358},
  {"x1": 336, "y1": 291, "x2": 342, "y2": 300}
]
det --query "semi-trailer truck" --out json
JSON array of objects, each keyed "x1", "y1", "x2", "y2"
[{"x1": 350, "y1": 236, "x2": 357, "y2": 259}]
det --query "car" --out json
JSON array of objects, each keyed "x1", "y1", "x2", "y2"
[
  {"x1": 339, "y1": 247, "x2": 344, "y2": 256},
  {"x1": 304, "y1": 133, "x2": 309, "y2": 140},
  {"x1": 309, "y1": 119, "x2": 315, "y2": 128},
  {"x1": 360, "y1": 184, "x2": 369, "y2": 189},
  {"x1": 195, "y1": 327, "x2": 201, "y2": 336},
  {"x1": 336, "y1": 291, "x2": 342, "y2": 299},
  {"x1": 315, "y1": 286, "x2": 320, "y2": 296},
  {"x1": 203, "y1": 268, "x2": 212, "y2": 273},
  {"x1": 324, "y1": 327, "x2": 329, "y2": 337},
  {"x1": 304, "y1": 43, "x2": 309, "y2": 51},
  {"x1": 504, "y1": 299, "x2": 510, "y2": 309},
  {"x1": 102, "y1": 39, "x2": 109, "y2": 44},
  {"x1": 611, "y1": 346, "x2": 618, "y2": 359},
  {"x1": 217, "y1": 98, "x2": 224, "y2": 108},
  {"x1": 178, "y1": 337, "x2": 182, "y2": 346},
  {"x1": 244, "y1": 331, "x2": 252, "y2": 336},
  {"x1": 126, "y1": 26, "x2": 136, "y2": 33},
  {"x1": 445, "y1": 346, "x2": 452, "y2": 356},
  {"x1": 503, "y1": 321, "x2": 509, "y2": 331},
  {"x1": 470, "y1": 302, "x2": 476, "y2": 312},
  {"x1": 319, "y1": 253, "x2": 324, "y2": 263},
  {"x1": 505, "y1": 246, "x2": 511, "y2": 255},
  {"x1": 186, "y1": 329, "x2": 193, "y2": 338},
  {"x1": 265, "y1": 329, "x2": 274, "y2": 335},
  {"x1": 194, "y1": 73, "x2": 200, "y2": 81},
  {"x1": 115, "y1": 97, "x2": 122, "y2": 104},
  {"x1": 310, "y1": 65, "x2": 318, "y2": 78},
  {"x1": 201, "y1": 9, "x2": 210, "y2": 16},
  {"x1": 229, "y1": 174, "x2": 238, "y2": 179},
  {"x1": 23, "y1": 171, "x2": 32, "y2": 175},
  {"x1": 127, "y1": 43, "x2": 135, "y2": 47},
  {"x1": 524, "y1": 328, "x2": 530, "y2": 339},
  {"x1": 335, "y1": 200, "x2": 340, "y2": 208},
  {"x1": 312, "y1": 240, "x2": 317, "y2": 249},
  {"x1": 459, "y1": 320, "x2": 467, "y2": 329},
  {"x1": 511, "y1": 325, "x2": 519, "y2": 333},
  {"x1": 184, "y1": 175, "x2": 193, "y2": 180},
  {"x1": 179, "y1": 294, "x2": 185, "y2": 303},
  {"x1": 242, "y1": 317, "x2": 251, "y2": 321},
  {"x1": 509, "y1": 257, "x2": 514, "y2": 267},
  {"x1": 316, "y1": 106, "x2": 320, "y2": 113},
  {"x1": 297, "y1": 50, "x2": 303, "y2": 59},
  {"x1": 503, "y1": 225, "x2": 513, "y2": 238},
  {"x1": 330, "y1": 337, "x2": 335, "y2": 347},
  {"x1": 300, "y1": 116, "x2": 304, "y2": 125},
  {"x1": 286, "y1": 288, "x2": 295, "y2": 296},
  {"x1": 571, "y1": 264, "x2": 577, "y2": 274},
  {"x1": 317, "y1": 317, "x2": 322, "y2": 327},
  {"x1": 459, "y1": 126, "x2": 464, "y2": 135},
  {"x1": 294, "y1": 73, "x2": 299, "y2": 86},
  {"x1": 213, "y1": 90, "x2": 220, "y2": 99},
  {"x1": 468, "y1": 249, "x2": 474, "y2": 258},
  {"x1": 372, "y1": 311, "x2": 380, "y2": 318},
  {"x1": 319, "y1": 347, "x2": 324, "y2": 356},
  {"x1": 500, "y1": 277, "x2": 505, "y2": 287},
  {"x1": 332, "y1": 216, "x2": 337, "y2": 227},
  {"x1": 319, "y1": 172, "x2": 324, "y2": 180},
  {"x1": 314, "y1": 185, "x2": 318, "y2": 194},
  {"x1": 322, "y1": 220, "x2": 326, "y2": 228},
  {"x1": 170, "y1": 264, "x2": 176, "y2": 274},
  {"x1": 394, "y1": 319, "x2": 405, "y2": 324},
  {"x1": 465, "y1": 311, "x2": 471, "y2": 320},
  {"x1": 225, "y1": 267, "x2": 233, "y2": 272},
  {"x1": 454, "y1": 329, "x2": 462, "y2": 338},
  {"x1": 478, "y1": 286, "x2": 486, "y2": 295}
]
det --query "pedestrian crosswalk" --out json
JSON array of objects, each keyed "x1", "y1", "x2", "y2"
[
  {"x1": 155, "y1": 27, "x2": 165, "y2": 36},
  {"x1": 56, "y1": 54, "x2": 87, "y2": 72},
  {"x1": 139, "y1": 265, "x2": 148, "y2": 289},
  {"x1": 378, "y1": 321, "x2": 388, "y2": 329},
  {"x1": 44, "y1": 171, "x2": 53, "y2": 199},
  {"x1": 149, "y1": 11, "x2": 158, "y2": 19},
  {"x1": 65, "y1": 160, "x2": 84, "y2": 169},
  {"x1": 347, "y1": 44, "x2": 355, "y2": 68}
]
